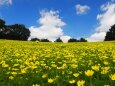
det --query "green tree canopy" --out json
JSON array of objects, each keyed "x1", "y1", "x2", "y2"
[
  {"x1": 104, "y1": 24, "x2": 115, "y2": 41},
  {"x1": 40, "y1": 39, "x2": 50, "y2": 42},
  {"x1": 0, "y1": 19, "x2": 5, "y2": 28},
  {"x1": 68, "y1": 38, "x2": 79, "y2": 42},
  {"x1": 0, "y1": 19, "x2": 30, "y2": 40},
  {"x1": 79, "y1": 38, "x2": 87, "y2": 42},
  {"x1": 31, "y1": 38, "x2": 40, "y2": 41},
  {"x1": 55, "y1": 38, "x2": 63, "y2": 42}
]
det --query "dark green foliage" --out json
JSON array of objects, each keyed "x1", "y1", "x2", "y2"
[
  {"x1": 55, "y1": 38, "x2": 62, "y2": 42},
  {"x1": 0, "y1": 19, "x2": 30, "y2": 41},
  {"x1": 79, "y1": 38, "x2": 87, "y2": 42},
  {"x1": 0, "y1": 19, "x2": 5, "y2": 28},
  {"x1": 104, "y1": 24, "x2": 115, "y2": 41},
  {"x1": 68, "y1": 38, "x2": 87, "y2": 42},
  {"x1": 30, "y1": 38, "x2": 50, "y2": 42},
  {"x1": 30, "y1": 38, "x2": 40, "y2": 41},
  {"x1": 68, "y1": 38, "x2": 79, "y2": 42},
  {"x1": 40, "y1": 39, "x2": 50, "y2": 42}
]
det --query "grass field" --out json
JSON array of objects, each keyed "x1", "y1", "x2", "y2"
[{"x1": 0, "y1": 40, "x2": 115, "y2": 86}]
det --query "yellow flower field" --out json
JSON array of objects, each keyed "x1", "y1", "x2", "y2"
[{"x1": 0, "y1": 40, "x2": 115, "y2": 86}]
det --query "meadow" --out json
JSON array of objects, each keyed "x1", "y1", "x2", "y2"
[{"x1": 0, "y1": 40, "x2": 115, "y2": 86}]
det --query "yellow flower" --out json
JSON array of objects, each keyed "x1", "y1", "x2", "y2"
[
  {"x1": 77, "y1": 80, "x2": 85, "y2": 86},
  {"x1": 9, "y1": 76, "x2": 14, "y2": 80},
  {"x1": 113, "y1": 60, "x2": 115, "y2": 62},
  {"x1": 104, "y1": 61, "x2": 109, "y2": 65},
  {"x1": 85, "y1": 70, "x2": 94, "y2": 77},
  {"x1": 91, "y1": 65, "x2": 99, "y2": 71},
  {"x1": 57, "y1": 67, "x2": 61, "y2": 70},
  {"x1": 101, "y1": 67, "x2": 110, "y2": 74},
  {"x1": 69, "y1": 80, "x2": 75, "y2": 84},
  {"x1": 48, "y1": 78, "x2": 54, "y2": 83},
  {"x1": 31, "y1": 65, "x2": 37, "y2": 70},
  {"x1": 71, "y1": 64, "x2": 78, "y2": 68},
  {"x1": 21, "y1": 69, "x2": 26, "y2": 74},
  {"x1": 62, "y1": 63, "x2": 67, "y2": 69},
  {"x1": 35, "y1": 61, "x2": 40, "y2": 65},
  {"x1": 32, "y1": 84, "x2": 40, "y2": 86},
  {"x1": 13, "y1": 64, "x2": 19, "y2": 67},
  {"x1": 42, "y1": 74, "x2": 47, "y2": 78},
  {"x1": 11, "y1": 72, "x2": 17, "y2": 75},
  {"x1": 51, "y1": 64, "x2": 57, "y2": 67},
  {"x1": 41, "y1": 63, "x2": 46, "y2": 66},
  {"x1": 73, "y1": 73, "x2": 79, "y2": 77},
  {"x1": 110, "y1": 74, "x2": 115, "y2": 80},
  {"x1": 101, "y1": 69, "x2": 108, "y2": 74},
  {"x1": 104, "y1": 85, "x2": 110, "y2": 86},
  {"x1": 15, "y1": 53, "x2": 20, "y2": 56},
  {"x1": 2, "y1": 63, "x2": 9, "y2": 67}
]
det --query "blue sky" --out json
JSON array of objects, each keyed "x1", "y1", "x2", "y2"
[{"x1": 0, "y1": 0, "x2": 115, "y2": 42}]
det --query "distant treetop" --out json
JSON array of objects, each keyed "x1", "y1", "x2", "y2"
[
  {"x1": 104, "y1": 24, "x2": 115, "y2": 41},
  {"x1": 0, "y1": 19, "x2": 30, "y2": 41}
]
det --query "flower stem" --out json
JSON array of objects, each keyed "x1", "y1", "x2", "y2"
[{"x1": 90, "y1": 77, "x2": 93, "y2": 86}]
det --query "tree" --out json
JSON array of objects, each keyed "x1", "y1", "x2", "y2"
[
  {"x1": 40, "y1": 39, "x2": 50, "y2": 42},
  {"x1": 68, "y1": 38, "x2": 79, "y2": 42},
  {"x1": 31, "y1": 38, "x2": 40, "y2": 41},
  {"x1": 0, "y1": 19, "x2": 5, "y2": 28},
  {"x1": 0, "y1": 19, "x2": 30, "y2": 41},
  {"x1": 104, "y1": 24, "x2": 115, "y2": 41},
  {"x1": 9, "y1": 24, "x2": 30, "y2": 40},
  {"x1": 55, "y1": 38, "x2": 63, "y2": 42},
  {"x1": 79, "y1": 38, "x2": 87, "y2": 42}
]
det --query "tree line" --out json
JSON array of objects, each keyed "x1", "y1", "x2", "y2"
[
  {"x1": 0, "y1": 19, "x2": 115, "y2": 42},
  {"x1": 30, "y1": 37, "x2": 87, "y2": 42}
]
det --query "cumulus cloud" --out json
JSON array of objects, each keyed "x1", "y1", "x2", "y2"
[
  {"x1": 60, "y1": 36, "x2": 71, "y2": 42},
  {"x1": 87, "y1": 1, "x2": 115, "y2": 42},
  {"x1": 29, "y1": 10, "x2": 70, "y2": 42},
  {"x1": 87, "y1": 32, "x2": 106, "y2": 42},
  {"x1": 75, "y1": 4, "x2": 90, "y2": 14},
  {"x1": 96, "y1": 2, "x2": 115, "y2": 32},
  {"x1": 29, "y1": 26, "x2": 64, "y2": 41},
  {"x1": 0, "y1": 0, "x2": 12, "y2": 5}
]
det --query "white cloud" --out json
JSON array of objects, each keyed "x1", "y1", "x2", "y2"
[
  {"x1": 96, "y1": 2, "x2": 115, "y2": 32},
  {"x1": 39, "y1": 10, "x2": 65, "y2": 27},
  {"x1": 0, "y1": 0, "x2": 12, "y2": 5},
  {"x1": 75, "y1": 4, "x2": 90, "y2": 14},
  {"x1": 29, "y1": 26, "x2": 63, "y2": 41},
  {"x1": 60, "y1": 36, "x2": 71, "y2": 42},
  {"x1": 29, "y1": 10, "x2": 70, "y2": 42},
  {"x1": 86, "y1": 32, "x2": 106, "y2": 42},
  {"x1": 87, "y1": 1, "x2": 115, "y2": 42}
]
